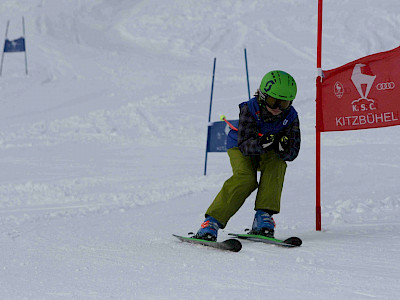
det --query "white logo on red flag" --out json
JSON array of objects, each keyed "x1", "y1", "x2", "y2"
[
  {"x1": 334, "y1": 81, "x2": 344, "y2": 99},
  {"x1": 376, "y1": 82, "x2": 395, "y2": 90},
  {"x1": 351, "y1": 63, "x2": 376, "y2": 100},
  {"x1": 350, "y1": 64, "x2": 377, "y2": 113}
]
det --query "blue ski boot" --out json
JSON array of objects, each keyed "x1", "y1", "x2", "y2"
[
  {"x1": 194, "y1": 216, "x2": 221, "y2": 241},
  {"x1": 250, "y1": 210, "x2": 275, "y2": 237}
]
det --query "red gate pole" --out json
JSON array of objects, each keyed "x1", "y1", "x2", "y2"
[
  {"x1": 316, "y1": 0, "x2": 324, "y2": 231},
  {"x1": 316, "y1": 80, "x2": 322, "y2": 231}
]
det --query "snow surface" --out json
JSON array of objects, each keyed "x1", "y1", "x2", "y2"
[{"x1": 1, "y1": 0, "x2": 400, "y2": 299}]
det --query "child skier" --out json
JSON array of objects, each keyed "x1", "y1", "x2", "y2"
[{"x1": 195, "y1": 70, "x2": 300, "y2": 241}]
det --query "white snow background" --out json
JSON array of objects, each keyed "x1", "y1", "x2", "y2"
[{"x1": 1, "y1": 0, "x2": 400, "y2": 299}]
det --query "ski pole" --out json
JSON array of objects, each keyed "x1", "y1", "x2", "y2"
[
  {"x1": 220, "y1": 115, "x2": 263, "y2": 136},
  {"x1": 220, "y1": 115, "x2": 238, "y2": 131}
]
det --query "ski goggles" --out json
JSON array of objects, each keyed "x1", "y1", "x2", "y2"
[{"x1": 258, "y1": 90, "x2": 292, "y2": 111}]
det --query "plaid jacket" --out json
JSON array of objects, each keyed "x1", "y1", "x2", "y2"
[{"x1": 237, "y1": 102, "x2": 301, "y2": 161}]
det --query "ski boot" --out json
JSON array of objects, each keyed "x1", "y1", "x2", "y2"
[
  {"x1": 193, "y1": 216, "x2": 222, "y2": 241},
  {"x1": 249, "y1": 210, "x2": 275, "y2": 238}
]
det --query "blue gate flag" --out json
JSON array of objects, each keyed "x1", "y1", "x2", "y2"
[
  {"x1": 206, "y1": 119, "x2": 239, "y2": 152},
  {"x1": 4, "y1": 37, "x2": 25, "y2": 53}
]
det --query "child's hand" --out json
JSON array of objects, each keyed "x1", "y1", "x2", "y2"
[
  {"x1": 278, "y1": 136, "x2": 290, "y2": 152},
  {"x1": 258, "y1": 134, "x2": 275, "y2": 149}
]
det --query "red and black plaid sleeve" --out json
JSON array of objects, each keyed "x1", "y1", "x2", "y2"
[
  {"x1": 277, "y1": 117, "x2": 301, "y2": 162},
  {"x1": 237, "y1": 104, "x2": 262, "y2": 155}
]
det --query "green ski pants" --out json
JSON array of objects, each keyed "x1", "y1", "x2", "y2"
[{"x1": 205, "y1": 147, "x2": 287, "y2": 228}]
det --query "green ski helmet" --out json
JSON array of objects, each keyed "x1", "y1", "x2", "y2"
[{"x1": 259, "y1": 70, "x2": 297, "y2": 101}]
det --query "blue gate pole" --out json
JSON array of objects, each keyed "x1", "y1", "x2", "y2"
[
  {"x1": 204, "y1": 57, "x2": 216, "y2": 175},
  {"x1": 0, "y1": 20, "x2": 10, "y2": 77},
  {"x1": 244, "y1": 48, "x2": 251, "y2": 100},
  {"x1": 22, "y1": 17, "x2": 28, "y2": 75}
]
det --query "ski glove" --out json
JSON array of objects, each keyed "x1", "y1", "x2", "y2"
[
  {"x1": 258, "y1": 134, "x2": 275, "y2": 149},
  {"x1": 277, "y1": 135, "x2": 290, "y2": 152}
]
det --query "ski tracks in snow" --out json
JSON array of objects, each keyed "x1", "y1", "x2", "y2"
[{"x1": 0, "y1": 171, "x2": 225, "y2": 227}]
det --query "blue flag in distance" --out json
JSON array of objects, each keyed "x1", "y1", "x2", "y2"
[{"x1": 4, "y1": 37, "x2": 25, "y2": 53}]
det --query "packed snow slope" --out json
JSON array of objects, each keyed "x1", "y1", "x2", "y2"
[{"x1": 1, "y1": 0, "x2": 400, "y2": 299}]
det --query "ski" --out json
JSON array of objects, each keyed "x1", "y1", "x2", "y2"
[
  {"x1": 172, "y1": 234, "x2": 242, "y2": 252},
  {"x1": 228, "y1": 233, "x2": 302, "y2": 248}
]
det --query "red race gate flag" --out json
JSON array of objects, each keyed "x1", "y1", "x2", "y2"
[{"x1": 320, "y1": 46, "x2": 400, "y2": 132}]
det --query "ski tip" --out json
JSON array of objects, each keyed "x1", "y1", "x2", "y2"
[
  {"x1": 223, "y1": 239, "x2": 242, "y2": 252},
  {"x1": 283, "y1": 237, "x2": 302, "y2": 247}
]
